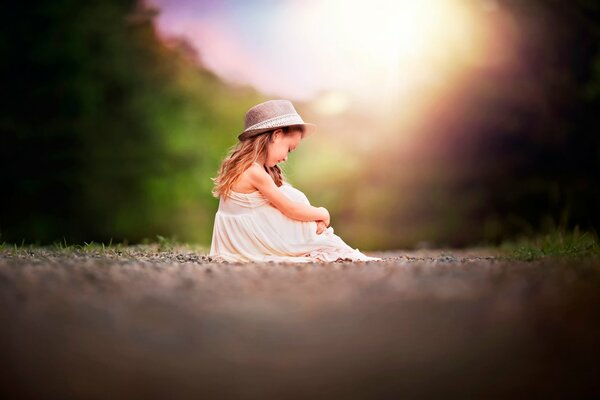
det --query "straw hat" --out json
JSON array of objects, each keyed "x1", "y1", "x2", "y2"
[{"x1": 238, "y1": 99, "x2": 317, "y2": 141}]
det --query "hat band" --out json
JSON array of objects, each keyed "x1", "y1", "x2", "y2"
[{"x1": 243, "y1": 113, "x2": 304, "y2": 133}]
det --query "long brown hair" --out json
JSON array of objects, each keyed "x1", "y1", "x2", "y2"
[{"x1": 210, "y1": 125, "x2": 305, "y2": 199}]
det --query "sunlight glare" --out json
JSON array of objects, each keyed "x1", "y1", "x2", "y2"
[{"x1": 285, "y1": 0, "x2": 484, "y2": 107}]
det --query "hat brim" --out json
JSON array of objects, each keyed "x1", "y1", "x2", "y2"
[{"x1": 238, "y1": 122, "x2": 317, "y2": 141}]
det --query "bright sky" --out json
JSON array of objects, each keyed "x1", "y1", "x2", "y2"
[{"x1": 149, "y1": 0, "x2": 508, "y2": 113}]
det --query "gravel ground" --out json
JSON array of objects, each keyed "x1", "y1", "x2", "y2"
[{"x1": 1, "y1": 247, "x2": 599, "y2": 399}]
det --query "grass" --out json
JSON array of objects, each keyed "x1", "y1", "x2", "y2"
[
  {"x1": 2, "y1": 229, "x2": 599, "y2": 263},
  {"x1": 0, "y1": 235, "x2": 209, "y2": 257},
  {"x1": 497, "y1": 226, "x2": 600, "y2": 262}
]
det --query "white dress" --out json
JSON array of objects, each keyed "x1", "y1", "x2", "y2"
[{"x1": 209, "y1": 171, "x2": 382, "y2": 263}]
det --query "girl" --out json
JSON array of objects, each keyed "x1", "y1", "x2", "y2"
[{"x1": 208, "y1": 99, "x2": 382, "y2": 263}]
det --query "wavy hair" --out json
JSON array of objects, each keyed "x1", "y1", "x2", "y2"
[{"x1": 211, "y1": 125, "x2": 305, "y2": 199}]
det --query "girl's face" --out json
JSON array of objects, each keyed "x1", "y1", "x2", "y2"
[{"x1": 267, "y1": 129, "x2": 302, "y2": 167}]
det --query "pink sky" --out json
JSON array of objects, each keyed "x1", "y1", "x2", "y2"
[
  {"x1": 148, "y1": 0, "x2": 324, "y2": 100},
  {"x1": 146, "y1": 0, "x2": 512, "y2": 110}
]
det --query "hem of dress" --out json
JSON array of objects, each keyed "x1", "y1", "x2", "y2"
[{"x1": 208, "y1": 251, "x2": 383, "y2": 264}]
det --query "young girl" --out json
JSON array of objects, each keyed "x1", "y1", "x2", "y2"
[{"x1": 208, "y1": 99, "x2": 382, "y2": 263}]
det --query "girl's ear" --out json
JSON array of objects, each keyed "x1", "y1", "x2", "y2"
[{"x1": 272, "y1": 128, "x2": 283, "y2": 141}]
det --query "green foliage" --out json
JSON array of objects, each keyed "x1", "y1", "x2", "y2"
[
  {"x1": 155, "y1": 234, "x2": 177, "y2": 252},
  {"x1": 498, "y1": 227, "x2": 600, "y2": 261},
  {"x1": 1, "y1": 0, "x2": 263, "y2": 246},
  {"x1": 0, "y1": 238, "x2": 208, "y2": 257}
]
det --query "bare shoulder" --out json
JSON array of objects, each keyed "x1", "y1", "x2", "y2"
[
  {"x1": 230, "y1": 163, "x2": 261, "y2": 192},
  {"x1": 247, "y1": 165, "x2": 296, "y2": 214},
  {"x1": 244, "y1": 163, "x2": 267, "y2": 184},
  {"x1": 246, "y1": 163, "x2": 273, "y2": 189},
  {"x1": 246, "y1": 162, "x2": 266, "y2": 175}
]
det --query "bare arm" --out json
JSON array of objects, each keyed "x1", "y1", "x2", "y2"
[{"x1": 249, "y1": 165, "x2": 329, "y2": 223}]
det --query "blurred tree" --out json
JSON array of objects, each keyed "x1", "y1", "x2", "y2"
[
  {"x1": 0, "y1": 0, "x2": 261, "y2": 245},
  {"x1": 347, "y1": 0, "x2": 600, "y2": 248},
  {"x1": 470, "y1": 0, "x2": 600, "y2": 242}
]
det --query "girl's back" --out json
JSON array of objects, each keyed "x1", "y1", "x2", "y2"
[{"x1": 230, "y1": 162, "x2": 265, "y2": 194}]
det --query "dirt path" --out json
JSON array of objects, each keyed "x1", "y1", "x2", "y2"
[{"x1": 1, "y1": 247, "x2": 599, "y2": 399}]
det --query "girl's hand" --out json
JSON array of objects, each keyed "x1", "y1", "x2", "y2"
[
  {"x1": 318, "y1": 207, "x2": 330, "y2": 227},
  {"x1": 315, "y1": 220, "x2": 328, "y2": 235}
]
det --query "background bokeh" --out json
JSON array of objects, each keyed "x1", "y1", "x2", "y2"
[{"x1": 1, "y1": 0, "x2": 598, "y2": 250}]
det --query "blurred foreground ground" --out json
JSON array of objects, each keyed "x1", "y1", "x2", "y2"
[{"x1": 1, "y1": 246, "x2": 599, "y2": 399}]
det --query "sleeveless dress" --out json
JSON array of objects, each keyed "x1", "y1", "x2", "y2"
[{"x1": 209, "y1": 164, "x2": 382, "y2": 263}]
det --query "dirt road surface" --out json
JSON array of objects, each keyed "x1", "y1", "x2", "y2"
[{"x1": 1, "y1": 247, "x2": 599, "y2": 399}]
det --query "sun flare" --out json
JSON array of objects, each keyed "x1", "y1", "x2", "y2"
[{"x1": 284, "y1": 0, "x2": 486, "y2": 105}]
